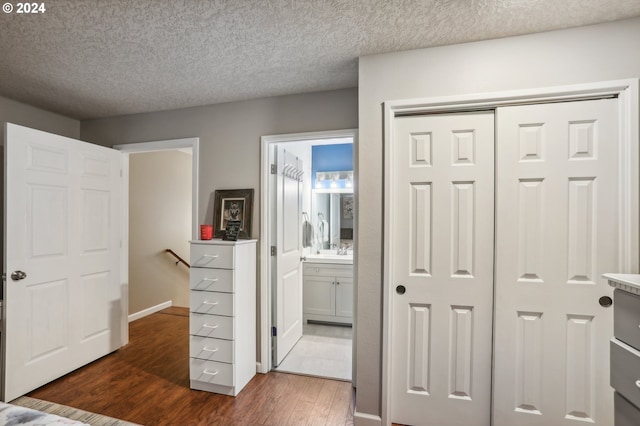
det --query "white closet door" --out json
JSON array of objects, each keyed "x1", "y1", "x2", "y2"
[
  {"x1": 493, "y1": 99, "x2": 618, "y2": 425},
  {"x1": 3, "y1": 123, "x2": 123, "y2": 401},
  {"x1": 389, "y1": 112, "x2": 495, "y2": 425}
]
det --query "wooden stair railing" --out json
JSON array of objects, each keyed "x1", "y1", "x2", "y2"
[{"x1": 166, "y1": 249, "x2": 190, "y2": 268}]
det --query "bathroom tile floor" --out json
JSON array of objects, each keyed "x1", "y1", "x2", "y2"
[{"x1": 274, "y1": 322, "x2": 353, "y2": 381}]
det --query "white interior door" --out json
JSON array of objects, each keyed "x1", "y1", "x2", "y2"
[
  {"x1": 389, "y1": 112, "x2": 495, "y2": 425},
  {"x1": 493, "y1": 99, "x2": 619, "y2": 425},
  {"x1": 273, "y1": 146, "x2": 303, "y2": 366},
  {"x1": 3, "y1": 123, "x2": 123, "y2": 402}
]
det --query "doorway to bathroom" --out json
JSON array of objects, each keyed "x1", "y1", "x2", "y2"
[{"x1": 259, "y1": 129, "x2": 357, "y2": 383}]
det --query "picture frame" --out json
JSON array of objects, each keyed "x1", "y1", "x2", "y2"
[{"x1": 213, "y1": 189, "x2": 254, "y2": 239}]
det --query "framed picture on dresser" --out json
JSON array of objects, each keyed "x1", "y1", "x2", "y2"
[{"x1": 213, "y1": 188, "x2": 254, "y2": 239}]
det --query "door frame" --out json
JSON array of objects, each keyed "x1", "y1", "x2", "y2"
[
  {"x1": 115, "y1": 137, "x2": 199, "y2": 343},
  {"x1": 381, "y1": 79, "x2": 639, "y2": 425},
  {"x1": 259, "y1": 129, "x2": 358, "y2": 374}
]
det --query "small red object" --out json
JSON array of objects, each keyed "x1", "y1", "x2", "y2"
[{"x1": 200, "y1": 224, "x2": 213, "y2": 240}]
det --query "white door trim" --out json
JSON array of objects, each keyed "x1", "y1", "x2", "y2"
[
  {"x1": 259, "y1": 129, "x2": 358, "y2": 374},
  {"x1": 382, "y1": 79, "x2": 639, "y2": 426},
  {"x1": 114, "y1": 137, "x2": 199, "y2": 343}
]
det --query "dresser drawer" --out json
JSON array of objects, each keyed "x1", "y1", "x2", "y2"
[
  {"x1": 611, "y1": 339, "x2": 640, "y2": 409},
  {"x1": 190, "y1": 359, "x2": 234, "y2": 386},
  {"x1": 190, "y1": 268, "x2": 234, "y2": 292},
  {"x1": 190, "y1": 291, "x2": 234, "y2": 316},
  {"x1": 191, "y1": 244, "x2": 234, "y2": 269},
  {"x1": 615, "y1": 289, "x2": 640, "y2": 351},
  {"x1": 615, "y1": 392, "x2": 640, "y2": 426},
  {"x1": 190, "y1": 336, "x2": 234, "y2": 363},
  {"x1": 190, "y1": 313, "x2": 234, "y2": 339}
]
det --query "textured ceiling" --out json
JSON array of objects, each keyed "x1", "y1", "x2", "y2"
[{"x1": 0, "y1": 0, "x2": 639, "y2": 120}]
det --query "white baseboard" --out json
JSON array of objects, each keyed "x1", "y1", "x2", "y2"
[
  {"x1": 128, "y1": 300, "x2": 173, "y2": 322},
  {"x1": 354, "y1": 410, "x2": 382, "y2": 426},
  {"x1": 256, "y1": 362, "x2": 270, "y2": 374}
]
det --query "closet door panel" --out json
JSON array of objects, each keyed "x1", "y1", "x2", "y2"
[
  {"x1": 493, "y1": 99, "x2": 618, "y2": 426},
  {"x1": 389, "y1": 112, "x2": 495, "y2": 426}
]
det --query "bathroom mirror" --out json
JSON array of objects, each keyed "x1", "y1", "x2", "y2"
[{"x1": 311, "y1": 190, "x2": 354, "y2": 250}]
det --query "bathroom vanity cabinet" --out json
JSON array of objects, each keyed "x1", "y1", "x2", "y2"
[
  {"x1": 303, "y1": 262, "x2": 353, "y2": 325},
  {"x1": 189, "y1": 239, "x2": 256, "y2": 396},
  {"x1": 605, "y1": 274, "x2": 640, "y2": 426}
]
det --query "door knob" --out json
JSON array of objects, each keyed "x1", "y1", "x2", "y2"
[
  {"x1": 396, "y1": 285, "x2": 406, "y2": 295},
  {"x1": 11, "y1": 270, "x2": 27, "y2": 281}
]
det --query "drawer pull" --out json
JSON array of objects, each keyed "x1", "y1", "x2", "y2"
[
  {"x1": 203, "y1": 324, "x2": 219, "y2": 329},
  {"x1": 203, "y1": 347, "x2": 219, "y2": 353},
  {"x1": 203, "y1": 369, "x2": 219, "y2": 376},
  {"x1": 636, "y1": 380, "x2": 640, "y2": 389},
  {"x1": 203, "y1": 278, "x2": 219, "y2": 282},
  {"x1": 203, "y1": 301, "x2": 219, "y2": 306},
  {"x1": 203, "y1": 254, "x2": 219, "y2": 259}
]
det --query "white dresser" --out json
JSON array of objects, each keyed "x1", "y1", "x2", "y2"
[
  {"x1": 605, "y1": 274, "x2": 640, "y2": 426},
  {"x1": 189, "y1": 239, "x2": 257, "y2": 396}
]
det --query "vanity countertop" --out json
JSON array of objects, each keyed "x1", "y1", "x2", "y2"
[
  {"x1": 603, "y1": 273, "x2": 640, "y2": 295},
  {"x1": 304, "y1": 254, "x2": 353, "y2": 265}
]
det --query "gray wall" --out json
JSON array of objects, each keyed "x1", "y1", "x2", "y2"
[
  {"x1": 81, "y1": 88, "x2": 358, "y2": 239},
  {"x1": 0, "y1": 95, "x2": 80, "y2": 145},
  {"x1": 356, "y1": 17, "x2": 640, "y2": 423}
]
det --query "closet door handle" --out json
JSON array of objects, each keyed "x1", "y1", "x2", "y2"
[{"x1": 598, "y1": 296, "x2": 613, "y2": 307}]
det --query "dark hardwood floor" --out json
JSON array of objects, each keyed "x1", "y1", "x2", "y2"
[{"x1": 28, "y1": 307, "x2": 355, "y2": 425}]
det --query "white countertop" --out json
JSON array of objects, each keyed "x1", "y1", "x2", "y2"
[
  {"x1": 304, "y1": 254, "x2": 353, "y2": 265},
  {"x1": 190, "y1": 238, "x2": 257, "y2": 245},
  {"x1": 603, "y1": 273, "x2": 640, "y2": 295}
]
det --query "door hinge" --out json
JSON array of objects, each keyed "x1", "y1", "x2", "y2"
[
  {"x1": 272, "y1": 326, "x2": 277, "y2": 337},
  {"x1": 270, "y1": 164, "x2": 276, "y2": 174},
  {"x1": 271, "y1": 246, "x2": 276, "y2": 256}
]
